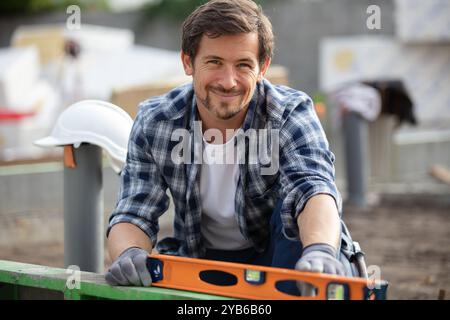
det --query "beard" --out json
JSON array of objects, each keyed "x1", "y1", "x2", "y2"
[{"x1": 199, "y1": 85, "x2": 246, "y2": 120}]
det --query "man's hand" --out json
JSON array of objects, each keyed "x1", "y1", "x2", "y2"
[
  {"x1": 105, "y1": 247, "x2": 152, "y2": 286},
  {"x1": 295, "y1": 243, "x2": 345, "y2": 296}
]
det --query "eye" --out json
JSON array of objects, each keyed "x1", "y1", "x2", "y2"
[
  {"x1": 207, "y1": 59, "x2": 221, "y2": 65},
  {"x1": 237, "y1": 63, "x2": 252, "y2": 70}
]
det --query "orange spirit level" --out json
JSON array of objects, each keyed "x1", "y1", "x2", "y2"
[{"x1": 147, "y1": 254, "x2": 388, "y2": 300}]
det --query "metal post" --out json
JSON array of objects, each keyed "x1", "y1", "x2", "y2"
[
  {"x1": 64, "y1": 143, "x2": 104, "y2": 272},
  {"x1": 343, "y1": 111, "x2": 369, "y2": 208}
]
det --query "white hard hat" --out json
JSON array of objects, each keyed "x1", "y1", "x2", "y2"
[{"x1": 34, "y1": 100, "x2": 133, "y2": 173}]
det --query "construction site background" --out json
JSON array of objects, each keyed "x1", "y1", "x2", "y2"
[{"x1": 0, "y1": 0, "x2": 449, "y2": 300}]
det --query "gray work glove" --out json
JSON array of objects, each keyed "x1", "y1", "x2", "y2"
[
  {"x1": 295, "y1": 243, "x2": 345, "y2": 296},
  {"x1": 105, "y1": 247, "x2": 152, "y2": 286}
]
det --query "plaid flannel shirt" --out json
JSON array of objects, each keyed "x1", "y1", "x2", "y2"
[{"x1": 107, "y1": 79, "x2": 342, "y2": 258}]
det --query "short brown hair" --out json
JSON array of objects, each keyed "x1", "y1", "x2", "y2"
[{"x1": 181, "y1": 0, "x2": 274, "y2": 66}]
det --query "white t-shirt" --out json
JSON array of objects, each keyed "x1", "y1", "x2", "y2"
[{"x1": 200, "y1": 134, "x2": 252, "y2": 250}]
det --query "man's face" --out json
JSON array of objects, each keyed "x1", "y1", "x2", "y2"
[{"x1": 182, "y1": 33, "x2": 270, "y2": 121}]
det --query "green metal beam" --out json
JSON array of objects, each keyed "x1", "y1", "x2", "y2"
[{"x1": 0, "y1": 260, "x2": 233, "y2": 300}]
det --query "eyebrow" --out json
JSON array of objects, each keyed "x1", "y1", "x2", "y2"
[{"x1": 202, "y1": 55, "x2": 256, "y2": 64}]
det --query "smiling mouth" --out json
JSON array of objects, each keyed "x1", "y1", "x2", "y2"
[{"x1": 209, "y1": 88, "x2": 241, "y2": 99}]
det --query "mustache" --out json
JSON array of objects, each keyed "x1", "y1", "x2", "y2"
[{"x1": 207, "y1": 85, "x2": 242, "y2": 95}]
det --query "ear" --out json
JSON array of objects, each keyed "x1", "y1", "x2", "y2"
[
  {"x1": 257, "y1": 58, "x2": 271, "y2": 82},
  {"x1": 181, "y1": 51, "x2": 194, "y2": 76}
]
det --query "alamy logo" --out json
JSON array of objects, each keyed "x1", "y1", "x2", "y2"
[
  {"x1": 154, "y1": 264, "x2": 161, "y2": 277},
  {"x1": 366, "y1": 265, "x2": 382, "y2": 289},
  {"x1": 66, "y1": 5, "x2": 81, "y2": 30},
  {"x1": 66, "y1": 265, "x2": 81, "y2": 290},
  {"x1": 170, "y1": 121, "x2": 280, "y2": 175},
  {"x1": 366, "y1": 5, "x2": 381, "y2": 30}
]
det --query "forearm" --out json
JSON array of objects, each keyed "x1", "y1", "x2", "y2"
[
  {"x1": 107, "y1": 222, "x2": 153, "y2": 261},
  {"x1": 297, "y1": 194, "x2": 340, "y2": 250}
]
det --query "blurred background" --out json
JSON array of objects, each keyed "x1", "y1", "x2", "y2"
[{"x1": 0, "y1": 0, "x2": 449, "y2": 299}]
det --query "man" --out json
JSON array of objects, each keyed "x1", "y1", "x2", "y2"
[{"x1": 105, "y1": 0, "x2": 348, "y2": 293}]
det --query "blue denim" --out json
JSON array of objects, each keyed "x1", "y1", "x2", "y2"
[{"x1": 202, "y1": 199, "x2": 302, "y2": 295}]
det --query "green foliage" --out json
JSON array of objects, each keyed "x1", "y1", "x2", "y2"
[
  {"x1": 143, "y1": 0, "x2": 273, "y2": 21},
  {"x1": 0, "y1": 0, "x2": 108, "y2": 14},
  {"x1": 312, "y1": 92, "x2": 327, "y2": 104},
  {"x1": 144, "y1": 0, "x2": 205, "y2": 20},
  {"x1": 0, "y1": 0, "x2": 278, "y2": 17}
]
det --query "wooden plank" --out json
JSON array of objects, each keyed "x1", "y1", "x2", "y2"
[
  {"x1": 0, "y1": 155, "x2": 63, "y2": 167},
  {"x1": 429, "y1": 164, "x2": 450, "y2": 186},
  {"x1": 0, "y1": 259, "x2": 232, "y2": 300}
]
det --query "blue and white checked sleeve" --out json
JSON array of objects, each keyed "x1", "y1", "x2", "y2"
[
  {"x1": 107, "y1": 109, "x2": 170, "y2": 248},
  {"x1": 278, "y1": 96, "x2": 342, "y2": 240}
]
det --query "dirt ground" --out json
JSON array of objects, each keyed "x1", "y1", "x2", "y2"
[
  {"x1": 344, "y1": 200, "x2": 450, "y2": 300},
  {"x1": 1, "y1": 198, "x2": 449, "y2": 300}
]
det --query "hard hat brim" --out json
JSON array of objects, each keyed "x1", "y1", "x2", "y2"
[{"x1": 34, "y1": 136, "x2": 66, "y2": 147}]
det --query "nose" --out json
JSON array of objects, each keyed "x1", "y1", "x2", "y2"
[{"x1": 217, "y1": 65, "x2": 237, "y2": 90}]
